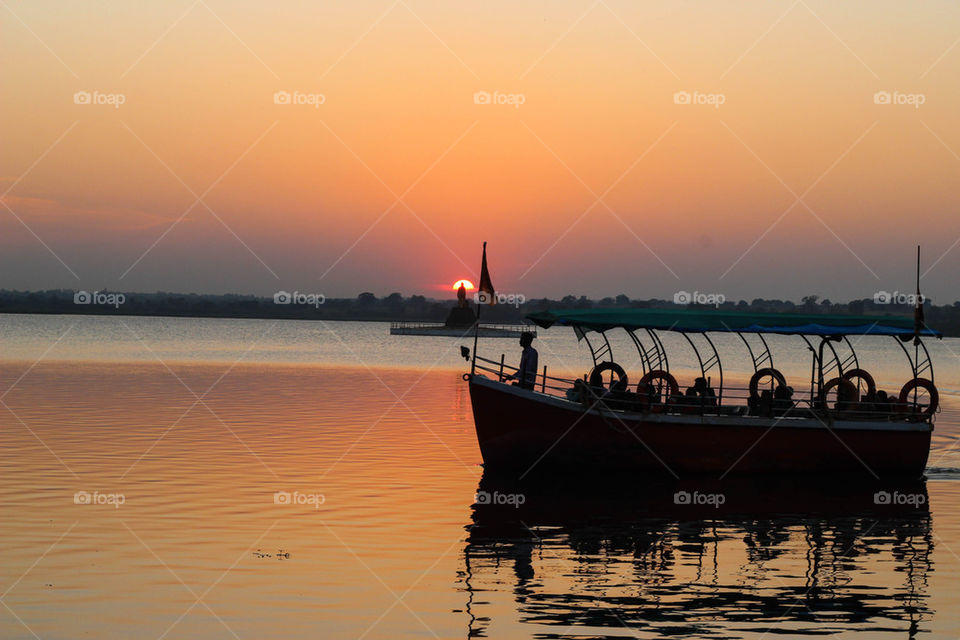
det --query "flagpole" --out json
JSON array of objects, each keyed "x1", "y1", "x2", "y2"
[
  {"x1": 916, "y1": 244, "x2": 921, "y2": 342},
  {"x1": 914, "y1": 245, "x2": 921, "y2": 409},
  {"x1": 916, "y1": 245, "x2": 921, "y2": 304}
]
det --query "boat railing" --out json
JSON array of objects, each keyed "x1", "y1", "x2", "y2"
[
  {"x1": 473, "y1": 355, "x2": 933, "y2": 423},
  {"x1": 473, "y1": 355, "x2": 579, "y2": 394},
  {"x1": 700, "y1": 385, "x2": 929, "y2": 422}
]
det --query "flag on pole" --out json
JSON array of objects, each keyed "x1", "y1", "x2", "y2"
[
  {"x1": 914, "y1": 298, "x2": 925, "y2": 345},
  {"x1": 477, "y1": 241, "x2": 496, "y2": 304},
  {"x1": 914, "y1": 291, "x2": 925, "y2": 345}
]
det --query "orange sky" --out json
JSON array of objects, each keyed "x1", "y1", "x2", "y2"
[{"x1": 2, "y1": 1, "x2": 960, "y2": 301}]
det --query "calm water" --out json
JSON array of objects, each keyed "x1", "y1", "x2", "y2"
[{"x1": 2, "y1": 314, "x2": 960, "y2": 639}]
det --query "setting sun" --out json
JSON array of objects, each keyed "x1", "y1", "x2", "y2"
[{"x1": 452, "y1": 279, "x2": 475, "y2": 291}]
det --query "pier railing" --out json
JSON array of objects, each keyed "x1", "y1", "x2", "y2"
[{"x1": 391, "y1": 321, "x2": 536, "y2": 333}]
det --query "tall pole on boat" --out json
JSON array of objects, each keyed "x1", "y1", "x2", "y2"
[
  {"x1": 916, "y1": 245, "x2": 920, "y2": 291},
  {"x1": 914, "y1": 245, "x2": 921, "y2": 407},
  {"x1": 915, "y1": 244, "x2": 921, "y2": 348}
]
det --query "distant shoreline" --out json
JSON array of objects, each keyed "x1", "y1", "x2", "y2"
[
  {"x1": 1, "y1": 289, "x2": 957, "y2": 336},
  {"x1": 0, "y1": 309, "x2": 404, "y2": 323}
]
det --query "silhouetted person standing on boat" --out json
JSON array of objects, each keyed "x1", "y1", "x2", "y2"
[
  {"x1": 508, "y1": 332, "x2": 538, "y2": 390},
  {"x1": 457, "y1": 283, "x2": 467, "y2": 308}
]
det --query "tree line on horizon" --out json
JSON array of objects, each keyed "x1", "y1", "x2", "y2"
[{"x1": 1, "y1": 289, "x2": 958, "y2": 335}]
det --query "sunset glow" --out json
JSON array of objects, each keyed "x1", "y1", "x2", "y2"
[
  {"x1": 452, "y1": 279, "x2": 475, "y2": 291},
  {"x1": 2, "y1": 1, "x2": 960, "y2": 303},
  {"x1": 3, "y1": 4, "x2": 960, "y2": 640}
]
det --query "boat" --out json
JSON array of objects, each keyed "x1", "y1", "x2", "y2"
[{"x1": 464, "y1": 307, "x2": 941, "y2": 479}]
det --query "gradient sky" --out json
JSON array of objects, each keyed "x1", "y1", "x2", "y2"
[{"x1": 2, "y1": 1, "x2": 960, "y2": 302}]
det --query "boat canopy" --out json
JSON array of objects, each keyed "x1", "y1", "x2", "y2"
[{"x1": 526, "y1": 308, "x2": 942, "y2": 338}]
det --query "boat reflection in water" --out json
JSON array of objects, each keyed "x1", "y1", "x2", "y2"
[{"x1": 460, "y1": 474, "x2": 933, "y2": 638}]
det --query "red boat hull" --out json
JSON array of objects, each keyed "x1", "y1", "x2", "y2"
[{"x1": 469, "y1": 376, "x2": 931, "y2": 479}]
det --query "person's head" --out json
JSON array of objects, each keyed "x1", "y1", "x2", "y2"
[
  {"x1": 694, "y1": 377, "x2": 707, "y2": 389},
  {"x1": 877, "y1": 390, "x2": 888, "y2": 401},
  {"x1": 520, "y1": 332, "x2": 534, "y2": 348}
]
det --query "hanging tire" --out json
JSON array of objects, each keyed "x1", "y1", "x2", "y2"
[
  {"x1": 589, "y1": 361, "x2": 628, "y2": 391},
  {"x1": 638, "y1": 369, "x2": 679, "y2": 398},
  {"x1": 842, "y1": 368, "x2": 876, "y2": 397},
  {"x1": 749, "y1": 367, "x2": 787, "y2": 398},
  {"x1": 898, "y1": 378, "x2": 938, "y2": 417},
  {"x1": 818, "y1": 376, "x2": 858, "y2": 413}
]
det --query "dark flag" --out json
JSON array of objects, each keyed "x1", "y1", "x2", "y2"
[
  {"x1": 914, "y1": 288, "x2": 925, "y2": 345},
  {"x1": 477, "y1": 241, "x2": 496, "y2": 304}
]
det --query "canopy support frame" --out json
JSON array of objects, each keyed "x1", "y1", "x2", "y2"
[
  {"x1": 811, "y1": 336, "x2": 846, "y2": 406},
  {"x1": 626, "y1": 329, "x2": 652, "y2": 377},
  {"x1": 736, "y1": 332, "x2": 774, "y2": 373},
  {"x1": 582, "y1": 330, "x2": 613, "y2": 369},
  {"x1": 839, "y1": 336, "x2": 861, "y2": 376},
  {"x1": 685, "y1": 331, "x2": 723, "y2": 406},
  {"x1": 798, "y1": 335, "x2": 817, "y2": 406},
  {"x1": 818, "y1": 336, "x2": 845, "y2": 382},
  {"x1": 646, "y1": 329, "x2": 669, "y2": 373},
  {"x1": 893, "y1": 337, "x2": 934, "y2": 383}
]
